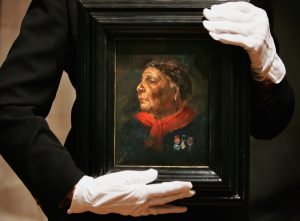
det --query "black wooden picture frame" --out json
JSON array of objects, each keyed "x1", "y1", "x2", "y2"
[{"x1": 76, "y1": 0, "x2": 251, "y2": 206}]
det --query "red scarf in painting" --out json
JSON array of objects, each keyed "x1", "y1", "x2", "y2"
[{"x1": 134, "y1": 106, "x2": 197, "y2": 151}]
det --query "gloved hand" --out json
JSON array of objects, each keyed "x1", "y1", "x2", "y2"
[
  {"x1": 68, "y1": 169, "x2": 195, "y2": 216},
  {"x1": 203, "y1": 1, "x2": 285, "y2": 83}
]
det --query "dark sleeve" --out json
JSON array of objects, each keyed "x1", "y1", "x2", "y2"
[
  {"x1": 0, "y1": 0, "x2": 84, "y2": 217},
  {"x1": 249, "y1": 0, "x2": 295, "y2": 139},
  {"x1": 250, "y1": 77, "x2": 295, "y2": 139}
]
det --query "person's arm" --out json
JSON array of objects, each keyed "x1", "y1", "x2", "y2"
[
  {"x1": 0, "y1": 0, "x2": 84, "y2": 216},
  {"x1": 250, "y1": 77, "x2": 295, "y2": 139},
  {"x1": 203, "y1": 1, "x2": 295, "y2": 138}
]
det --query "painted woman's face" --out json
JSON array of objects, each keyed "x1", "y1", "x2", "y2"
[{"x1": 137, "y1": 66, "x2": 179, "y2": 118}]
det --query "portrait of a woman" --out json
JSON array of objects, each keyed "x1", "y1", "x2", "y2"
[{"x1": 117, "y1": 57, "x2": 208, "y2": 166}]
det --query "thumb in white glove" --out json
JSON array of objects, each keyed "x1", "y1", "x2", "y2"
[
  {"x1": 203, "y1": 1, "x2": 285, "y2": 83},
  {"x1": 68, "y1": 169, "x2": 195, "y2": 217}
]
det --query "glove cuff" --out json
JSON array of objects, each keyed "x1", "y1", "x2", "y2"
[
  {"x1": 251, "y1": 33, "x2": 285, "y2": 84},
  {"x1": 251, "y1": 32, "x2": 276, "y2": 81},
  {"x1": 252, "y1": 52, "x2": 286, "y2": 84},
  {"x1": 265, "y1": 53, "x2": 286, "y2": 84},
  {"x1": 67, "y1": 175, "x2": 94, "y2": 214}
]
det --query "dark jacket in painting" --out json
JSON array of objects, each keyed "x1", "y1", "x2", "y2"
[{"x1": 117, "y1": 107, "x2": 208, "y2": 166}]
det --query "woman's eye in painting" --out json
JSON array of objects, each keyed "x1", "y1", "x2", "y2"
[{"x1": 145, "y1": 75, "x2": 158, "y2": 84}]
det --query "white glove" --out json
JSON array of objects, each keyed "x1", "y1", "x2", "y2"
[
  {"x1": 203, "y1": 1, "x2": 285, "y2": 83},
  {"x1": 68, "y1": 169, "x2": 195, "y2": 217}
]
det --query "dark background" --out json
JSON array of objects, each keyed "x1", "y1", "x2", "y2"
[{"x1": 249, "y1": 1, "x2": 300, "y2": 220}]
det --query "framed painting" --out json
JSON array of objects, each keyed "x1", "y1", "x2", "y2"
[{"x1": 75, "y1": 0, "x2": 251, "y2": 205}]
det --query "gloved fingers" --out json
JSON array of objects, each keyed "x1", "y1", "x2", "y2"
[
  {"x1": 96, "y1": 169, "x2": 158, "y2": 185},
  {"x1": 210, "y1": 1, "x2": 258, "y2": 13},
  {"x1": 203, "y1": 20, "x2": 251, "y2": 37},
  {"x1": 119, "y1": 169, "x2": 158, "y2": 185},
  {"x1": 146, "y1": 204, "x2": 188, "y2": 215},
  {"x1": 148, "y1": 190, "x2": 195, "y2": 206},
  {"x1": 208, "y1": 32, "x2": 256, "y2": 49},
  {"x1": 203, "y1": 7, "x2": 253, "y2": 23},
  {"x1": 145, "y1": 181, "x2": 193, "y2": 198}
]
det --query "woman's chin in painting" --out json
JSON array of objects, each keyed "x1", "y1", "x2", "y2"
[{"x1": 138, "y1": 98, "x2": 152, "y2": 112}]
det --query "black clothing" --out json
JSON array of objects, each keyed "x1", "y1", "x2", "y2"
[
  {"x1": 0, "y1": 0, "x2": 295, "y2": 220},
  {"x1": 0, "y1": 0, "x2": 83, "y2": 217},
  {"x1": 250, "y1": 78, "x2": 295, "y2": 139}
]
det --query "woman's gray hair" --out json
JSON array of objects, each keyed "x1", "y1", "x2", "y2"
[{"x1": 145, "y1": 57, "x2": 192, "y2": 100}]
